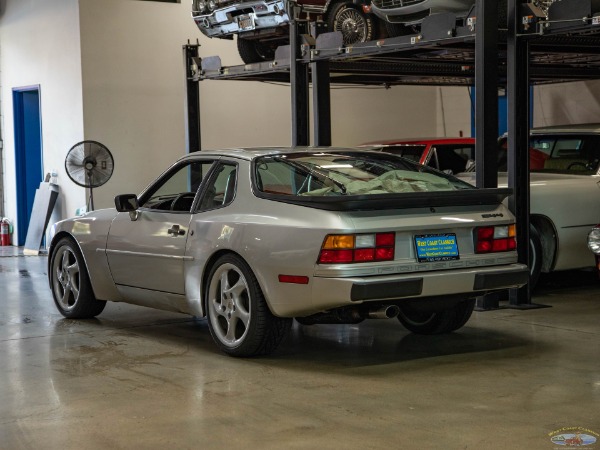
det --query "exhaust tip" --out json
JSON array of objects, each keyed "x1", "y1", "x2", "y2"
[{"x1": 367, "y1": 305, "x2": 400, "y2": 320}]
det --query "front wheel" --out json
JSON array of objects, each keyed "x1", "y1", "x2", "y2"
[
  {"x1": 205, "y1": 254, "x2": 292, "y2": 356},
  {"x1": 50, "y1": 237, "x2": 106, "y2": 318},
  {"x1": 397, "y1": 299, "x2": 475, "y2": 334},
  {"x1": 327, "y1": 3, "x2": 375, "y2": 45}
]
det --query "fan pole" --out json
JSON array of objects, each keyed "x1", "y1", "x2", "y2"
[{"x1": 88, "y1": 172, "x2": 95, "y2": 211}]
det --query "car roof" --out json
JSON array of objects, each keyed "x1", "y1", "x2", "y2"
[
  {"x1": 363, "y1": 137, "x2": 475, "y2": 146},
  {"x1": 531, "y1": 124, "x2": 600, "y2": 134},
  {"x1": 178, "y1": 146, "x2": 383, "y2": 161}
]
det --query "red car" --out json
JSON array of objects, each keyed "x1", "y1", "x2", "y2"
[
  {"x1": 363, "y1": 137, "x2": 476, "y2": 174},
  {"x1": 365, "y1": 136, "x2": 551, "y2": 174}
]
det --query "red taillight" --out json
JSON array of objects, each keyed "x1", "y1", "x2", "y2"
[
  {"x1": 475, "y1": 225, "x2": 517, "y2": 254},
  {"x1": 318, "y1": 232, "x2": 395, "y2": 264}
]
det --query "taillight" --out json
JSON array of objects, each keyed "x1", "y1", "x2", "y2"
[
  {"x1": 318, "y1": 233, "x2": 395, "y2": 264},
  {"x1": 475, "y1": 224, "x2": 517, "y2": 254}
]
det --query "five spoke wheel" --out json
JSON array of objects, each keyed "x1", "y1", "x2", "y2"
[
  {"x1": 50, "y1": 237, "x2": 106, "y2": 318},
  {"x1": 206, "y1": 254, "x2": 292, "y2": 356}
]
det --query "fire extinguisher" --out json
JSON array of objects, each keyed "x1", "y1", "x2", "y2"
[{"x1": 1, "y1": 218, "x2": 11, "y2": 246}]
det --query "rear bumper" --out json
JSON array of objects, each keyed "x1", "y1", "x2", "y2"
[
  {"x1": 193, "y1": 0, "x2": 289, "y2": 38},
  {"x1": 268, "y1": 263, "x2": 528, "y2": 317},
  {"x1": 370, "y1": 0, "x2": 469, "y2": 22}
]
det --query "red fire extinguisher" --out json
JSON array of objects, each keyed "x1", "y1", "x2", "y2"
[{"x1": 1, "y1": 218, "x2": 11, "y2": 246}]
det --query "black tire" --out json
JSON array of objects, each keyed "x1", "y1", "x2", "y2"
[
  {"x1": 327, "y1": 3, "x2": 376, "y2": 45},
  {"x1": 237, "y1": 37, "x2": 275, "y2": 64},
  {"x1": 50, "y1": 237, "x2": 106, "y2": 319},
  {"x1": 205, "y1": 254, "x2": 292, "y2": 356},
  {"x1": 397, "y1": 299, "x2": 476, "y2": 335},
  {"x1": 529, "y1": 224, "x2": 543, "y2": 291}
]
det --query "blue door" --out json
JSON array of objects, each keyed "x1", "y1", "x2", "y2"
[{"x1": 13, "y1": 87, "x2": 43, "y2": 246}]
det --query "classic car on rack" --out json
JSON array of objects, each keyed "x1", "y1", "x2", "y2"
[
  {"x1": 192, "y1": 0, "x2": 382, "y2": 63},
  {"x1": 48, "y1": 147, "x2": 527, "y2": 357},
  {"x1": 368, "y1": 126, "x2": 600, "y2": 289}
]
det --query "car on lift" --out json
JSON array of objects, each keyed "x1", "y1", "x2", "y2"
[
  {"x1": 191, "y1": 0, "x2": 383, "y2": 63},
  {"x1": 368, "y1": 127, "x2": 600, "y2": 289},
  {"x1": 48, "y1": 147, "x2": 527, "y2": 357},
  {"x1": 370, "y1": 0, "x2": 556, "y2": 37}
]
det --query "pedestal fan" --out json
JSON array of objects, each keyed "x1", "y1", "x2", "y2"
[{"x1": 65, "y1": 140, "x2": 114, "y2": 211}]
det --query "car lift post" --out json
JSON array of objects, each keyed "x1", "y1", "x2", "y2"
[
  {"x1": 310, "y1": 21, "x2": 332, "y2": 147},
  {"x1": 474, "y1": 0, "x2": 500, "y2": 310},
  {"x1": 506, "y1": 0, "x2": 547, "y2": 309},
  {"x1": 183, "y1": 42, "x2": 202, "y2": 153},
  {"x1": 290, "y1": 15, "x2": 310, "y2": 147}
]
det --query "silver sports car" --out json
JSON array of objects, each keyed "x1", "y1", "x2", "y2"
[{"x1": 48, "y1": 148, "x2": 528, "y2": 356}]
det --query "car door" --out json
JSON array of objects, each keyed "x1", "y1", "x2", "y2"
[{"x1": 106, "y1": 159, "x2": 216, "y2": 295}]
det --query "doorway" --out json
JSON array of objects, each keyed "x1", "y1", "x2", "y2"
[{"x1": 13, "y1": 87, "x2": 43, "y2": 246}]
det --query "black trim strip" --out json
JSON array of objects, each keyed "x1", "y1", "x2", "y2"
[
  {"x1": 255, "y1": 189, "x2": 513, "y2": 211},
  {"x1": 351, "y1": 278, "x2": 423, "y2": 301},
  {"x1": 473, "y1": 269, "x2": 529, "y2": 291}
]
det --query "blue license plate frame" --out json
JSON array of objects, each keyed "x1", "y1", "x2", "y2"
[{"x1": 414, "y1": 233, "x2": 460, "y2": 263}]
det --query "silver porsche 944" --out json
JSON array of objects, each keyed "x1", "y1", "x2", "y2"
[{"x1": 48, "y1": 148, "x2": 528, "y2": 356}]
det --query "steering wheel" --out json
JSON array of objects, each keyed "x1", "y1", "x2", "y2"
[
  {"x1": 567, "y1": 162, "x2": 588, "y2": 170},
  {"x1": 170, "y1": 192, "x2": 196, "y2": 211}
]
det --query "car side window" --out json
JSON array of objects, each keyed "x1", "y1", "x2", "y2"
[
  {"x1": 197, "y1": 163, "x2": 238, "y2": 211},
  {"x1": 139, "y1": 161, "x2": 215, "y2": 212}
]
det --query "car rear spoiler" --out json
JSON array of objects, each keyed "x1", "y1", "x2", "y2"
[{"x1": 257, "y1": 188, "x2": 513, "y2": 211}]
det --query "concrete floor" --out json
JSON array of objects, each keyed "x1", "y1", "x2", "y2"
[{"x1": 0, "y1": 247, "x2": 599, "y2": 450}]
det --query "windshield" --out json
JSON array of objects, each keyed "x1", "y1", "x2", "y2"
[{"x1": 254, "y1": 151, "x2": 473, "y2": 197}]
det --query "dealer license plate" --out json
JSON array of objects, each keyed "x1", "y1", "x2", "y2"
[
  {"x1": 238, "y1": 15, "x2": 255, "y2": 31},
  {"x1": 415, "y1": 233, "x2": 459, "y2": 263}
]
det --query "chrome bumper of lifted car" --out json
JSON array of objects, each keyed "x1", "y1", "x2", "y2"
[{"x1": 193, "y1": 0, "x2": 289, "y2": 38}]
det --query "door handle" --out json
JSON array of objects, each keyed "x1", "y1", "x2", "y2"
[{"x1": 167, "y1": 224, "x2": 185, "y2": 237}]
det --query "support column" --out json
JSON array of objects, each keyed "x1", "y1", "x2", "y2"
[
  {"x1": 310, "y1": 22, "x2": 331, "y2": 147},
  {"x1": 290, "y1": 20, "x2": 310, "y2": 147},
  {"x1": 474, "y1": 0, "x2": 499, "y2": 310},
  {"x1": 507, "y1": 0, "x2": 534, "y2": 306},
  {"x1": 474, "y1": 0, "x2": 499, "y2": 189},
  {"x1": 183, "y1": 44, "x2": 201, "y2": 153}
]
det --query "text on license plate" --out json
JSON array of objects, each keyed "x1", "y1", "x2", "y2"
[
  {"x1": 414, "y1": 233, "x2": 459, "y2": 262},
  {"x1": 238, "y1": 15, "x2": 255, "y2": 30}
]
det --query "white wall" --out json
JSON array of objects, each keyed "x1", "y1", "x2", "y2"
[
  {"x1": 0, "y1": 0, "x2": 85, "y2": 245},
  {"x1": 533, "y1": 80, "x2": 600, "y2": 126}
]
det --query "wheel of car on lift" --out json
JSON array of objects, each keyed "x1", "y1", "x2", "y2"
[
  {"x1": 327, "y1": 3, "x2": 376, "y2": 45},
  {"x1": 205, "y1": 253, "x2": 292, "y2": 356},
  {"x1": 237, "y1": 37, "x2": 276, "y2": 64},
  {"x1": 384, "y1": 21, "x2": 418, "y2": 38},
  {"x1": 529, "y1": 224, "x2": 543, "y2": 291},
  {"x1": 397, "y1": 299, "x2": 476, "y2": 334},
  {"x1": 50, "y1": 237, "x2": 107, "y2": 319}
]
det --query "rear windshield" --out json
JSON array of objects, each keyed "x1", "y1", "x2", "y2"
[
  {"x1": 371, "y1": 145, "x2": 425, "y2": 162},
  {"x1": 253, "y1": 151, "x2": 473, "y2": 197}
]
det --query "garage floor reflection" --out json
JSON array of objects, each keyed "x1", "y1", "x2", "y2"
[{"x1": 1, "y1": 248, "x2": 599, "y2": 449}]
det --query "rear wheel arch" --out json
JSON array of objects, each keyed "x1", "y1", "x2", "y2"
[{"x1": 201, "y1": 250, "x2": 270, "y2": 316}]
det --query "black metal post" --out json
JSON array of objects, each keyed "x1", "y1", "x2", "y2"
[
  {"x1": 183, "y1": 44, "x2": 201, "y2": 152},
  {"x1": 474, "y1": 0, "x2": 499, "y2": 311},
  {"x1": 310, "y1": 22, "x2": 332, "y2": 147},
  {"x1": 290, "y1": 19, "x2": 310, "y2": 147},
  {"x1": 474, "y1": 0, "x2": 499, "y2": 189},
  {"x1": 507, "y1": 0, "x2": 533, "y2": 306}
]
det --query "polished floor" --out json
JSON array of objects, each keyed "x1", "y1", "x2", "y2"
[{"x1": 1, "y1": 246, "x2": 599, "y2": 449}]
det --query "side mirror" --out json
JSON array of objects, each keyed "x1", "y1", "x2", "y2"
[
  {"x1": 115, "y1": 194, "x2": 139, "y2": 212},
  {"x1": 115, "y1": 194, "x2": 140, "y2": 221}
]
